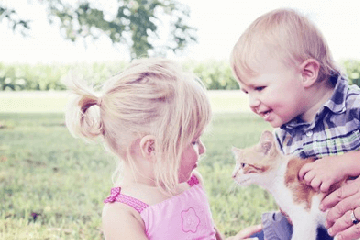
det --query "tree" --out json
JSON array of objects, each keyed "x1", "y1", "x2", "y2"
[{"x1": 0, "y1": 0, "x2": 197, "y2": 59}]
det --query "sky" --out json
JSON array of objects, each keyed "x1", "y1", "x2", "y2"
[{"x1": 1, "y1": 0, "x2": 360, "y2": 63}]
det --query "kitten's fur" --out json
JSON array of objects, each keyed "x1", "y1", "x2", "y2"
[{"x1": 232, "y1": 130, "x2": 343, "y2": 240}]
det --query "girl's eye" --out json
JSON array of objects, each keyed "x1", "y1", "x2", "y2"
[
  {"x1": 192, "y1": 140, "x2": 199, "y2": 146},
  {"x1": 255, "y1": 86, "x2": 265, "y2": 91}
]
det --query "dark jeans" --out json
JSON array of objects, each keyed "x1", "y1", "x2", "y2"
[{"x1": 249, "y1": 211, "x2": 333, "y2": 240}]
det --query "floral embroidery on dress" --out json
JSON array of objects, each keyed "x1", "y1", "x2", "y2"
[{"x1": 181, "y1": 207, "x2": 200, "y2": 233}]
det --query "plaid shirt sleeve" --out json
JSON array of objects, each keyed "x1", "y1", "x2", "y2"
[{"x1": 275, "y1": 75, "x2": 360, "y2": 159}]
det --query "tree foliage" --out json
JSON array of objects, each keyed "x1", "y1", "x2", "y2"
[
  {"x1": 0, "y1": 0, "x2": 197, "y2": 59},
  {"x1": 0, "y1": 5, "x2": 30, "y2": 36}
]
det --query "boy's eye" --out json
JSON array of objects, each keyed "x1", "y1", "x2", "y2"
[{"x1": 255, "y1": 86, "x2": 265, "y2": 91}]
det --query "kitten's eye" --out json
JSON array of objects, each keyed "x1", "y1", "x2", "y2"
[{"x1": 241, "y1": 163, "x2": 247, "y2": 168}]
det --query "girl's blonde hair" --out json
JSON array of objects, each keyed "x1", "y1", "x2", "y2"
[
  {"x1": 230, "y1": 8, "x2": 340, "y2": 84},
  {"x1": 65, "y1": 58, "x2": 212, "y2": 194}
]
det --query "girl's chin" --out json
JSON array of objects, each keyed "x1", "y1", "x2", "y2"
[{"x1": 179, "y1": 172, "x2": 194, "y2": 183}]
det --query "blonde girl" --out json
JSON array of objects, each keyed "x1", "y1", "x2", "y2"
[{"x1": 65, "y1": 58, "x2": 261, "y2": 240}]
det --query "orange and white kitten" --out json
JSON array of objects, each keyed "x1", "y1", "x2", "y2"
[{"x1": 232, "y1": 130, "x2": 343, "y2": 240}]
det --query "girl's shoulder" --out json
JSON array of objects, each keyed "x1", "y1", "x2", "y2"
[
  {"x1": 102, "y1": 201, "x2": 147, "y2": 240},
  {"x1": 102, "y1": 200, "x2": 135, "y2": 220}
]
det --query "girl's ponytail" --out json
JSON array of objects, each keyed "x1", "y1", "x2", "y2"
[{"x1": 64, "y1": 77, "x2": 104, "y2": 141}]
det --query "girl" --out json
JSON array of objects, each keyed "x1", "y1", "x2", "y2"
[{"x1": 64, "y1": 58, "x2": 260, "y2": 240}]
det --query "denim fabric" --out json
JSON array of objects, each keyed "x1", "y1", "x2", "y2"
[{"x1": 261, "y1": 211, "x2": 334, "y2": 240}]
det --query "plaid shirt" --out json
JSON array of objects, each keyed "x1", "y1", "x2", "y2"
[{"x1": 274, "y1": 74, "x2": 360, "y2": 159}]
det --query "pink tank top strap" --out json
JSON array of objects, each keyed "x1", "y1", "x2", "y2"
[
  {"x1": 104, "y1": 175, "x2": 199, "y2": 212},
  {"x1": 187, "y1": 174, "x2": 199, "y2": 186},
  {"x1": 103, "y1": 187, "x2": 149, "y2": 213}
]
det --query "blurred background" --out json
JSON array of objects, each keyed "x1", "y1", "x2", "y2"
[
  {"x1": 1, "y1": 0, "x2": 360, "y2": 96},
  {"x1": 1, "y1": 0, "x2": 359, "y2": 239}
]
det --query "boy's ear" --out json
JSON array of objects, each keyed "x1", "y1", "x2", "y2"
[
  {"x1": 139, "y1": 135, "x2": 156, "y2": 159},
  {"x1": 300, "y1": 59, "x2": 320, "y2": 88}
]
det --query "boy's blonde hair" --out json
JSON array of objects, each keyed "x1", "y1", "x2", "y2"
[
  {"x1": 230, "y1": 8, "x2": 340, "y2": 84},
  {"x1": 65, "y1": 58, "x2": 212, "y2": 194}
]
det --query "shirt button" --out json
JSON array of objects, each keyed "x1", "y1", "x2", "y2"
[{"x1": 306, "y1": 130, "x2": 313, "y2": 137}]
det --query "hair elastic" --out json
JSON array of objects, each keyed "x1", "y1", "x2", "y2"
[{"x1": 79, "y1": 95, "x2": 98, "y2": 113}]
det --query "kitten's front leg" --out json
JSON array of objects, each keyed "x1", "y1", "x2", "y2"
[{"x1": 291, "y1": 218, "x2": 317, "y2": 240}]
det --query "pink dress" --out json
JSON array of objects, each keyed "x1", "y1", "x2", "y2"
[{"x1": 104, "y1": 175, "x2": 216, "y2": 240}]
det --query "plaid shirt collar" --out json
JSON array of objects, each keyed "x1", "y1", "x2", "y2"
[{"x1": 281, "y1": 74, "x2": 348, "y2": 131}]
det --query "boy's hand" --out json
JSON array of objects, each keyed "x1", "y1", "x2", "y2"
[{"x1": 299, "y1": 156, "x2": 344, "y2": 192}]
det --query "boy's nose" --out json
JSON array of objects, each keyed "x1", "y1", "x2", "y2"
[
  {"x1": 249, "y1": 94, "x2": 260, "y2": 112},
  {"x1": 249, "y1": 94, "x2": 260, "y2": 107}
]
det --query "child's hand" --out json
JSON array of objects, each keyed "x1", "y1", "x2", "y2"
[{"x1": 299, "y1": 157, "x2": 344, "y2": 192}]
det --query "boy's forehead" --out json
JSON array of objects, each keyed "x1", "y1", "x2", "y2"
[
  {"x1": 238, "y1": 82, "x2": 252, "y2": 92},
  {"x1": 238, "y1": 74, "x2": 263, "y2": 87},
  {"x1": 237, "y1": 72, "x2": 274, "y2": 91},
  {"x1": 238, "y1": 80, "x2": 256, "y2": 93}
]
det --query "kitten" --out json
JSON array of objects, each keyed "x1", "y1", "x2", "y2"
[{"x1": 231, "y1": 130, "x2": 343, "y2": 240}]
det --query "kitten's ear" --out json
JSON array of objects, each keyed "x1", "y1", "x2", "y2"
[
  {"x1": 261, "y1": 141, "x2": 272, "y2": 155},
  {"x1": 260, "y1": 130, "x2": 274, "y2": 155},
  {"x1": 260, "y1": 130, "x2": 274, "y2": 142},
  {"x1": 231, "y1": 146, "x2": 242, "y2": 158}
]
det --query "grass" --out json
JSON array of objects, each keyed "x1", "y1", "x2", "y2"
[{"x1": 0, "y1": 111, "x2": 278, "y2": 239}]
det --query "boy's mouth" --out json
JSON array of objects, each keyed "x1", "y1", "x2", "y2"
[{"x1": 259, "y1": 110, "x2": 272, "y2": 120}]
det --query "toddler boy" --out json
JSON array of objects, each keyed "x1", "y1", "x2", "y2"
[{"x1": 230, "y1": 8, "x2": 360, "y2": 240}]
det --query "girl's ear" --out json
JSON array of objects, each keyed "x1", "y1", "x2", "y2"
[
  {"x1": 139, "y1": 135, "x2": 156, "y2": 160},
  {"x1": 300, "y1": 59, "x2": 320, "y2": 88}
]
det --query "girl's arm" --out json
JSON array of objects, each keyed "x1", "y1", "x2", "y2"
[{"x1": 102, "y1": 203, "x2": 148, "y2": 240}]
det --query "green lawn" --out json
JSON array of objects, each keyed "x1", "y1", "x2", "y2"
[
  {"x1": 0, "y1": 90, "x2": 278, "y2": 239},
  {"x1": 0, "y1": 112, "x2": 277, "y2": 239}
]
